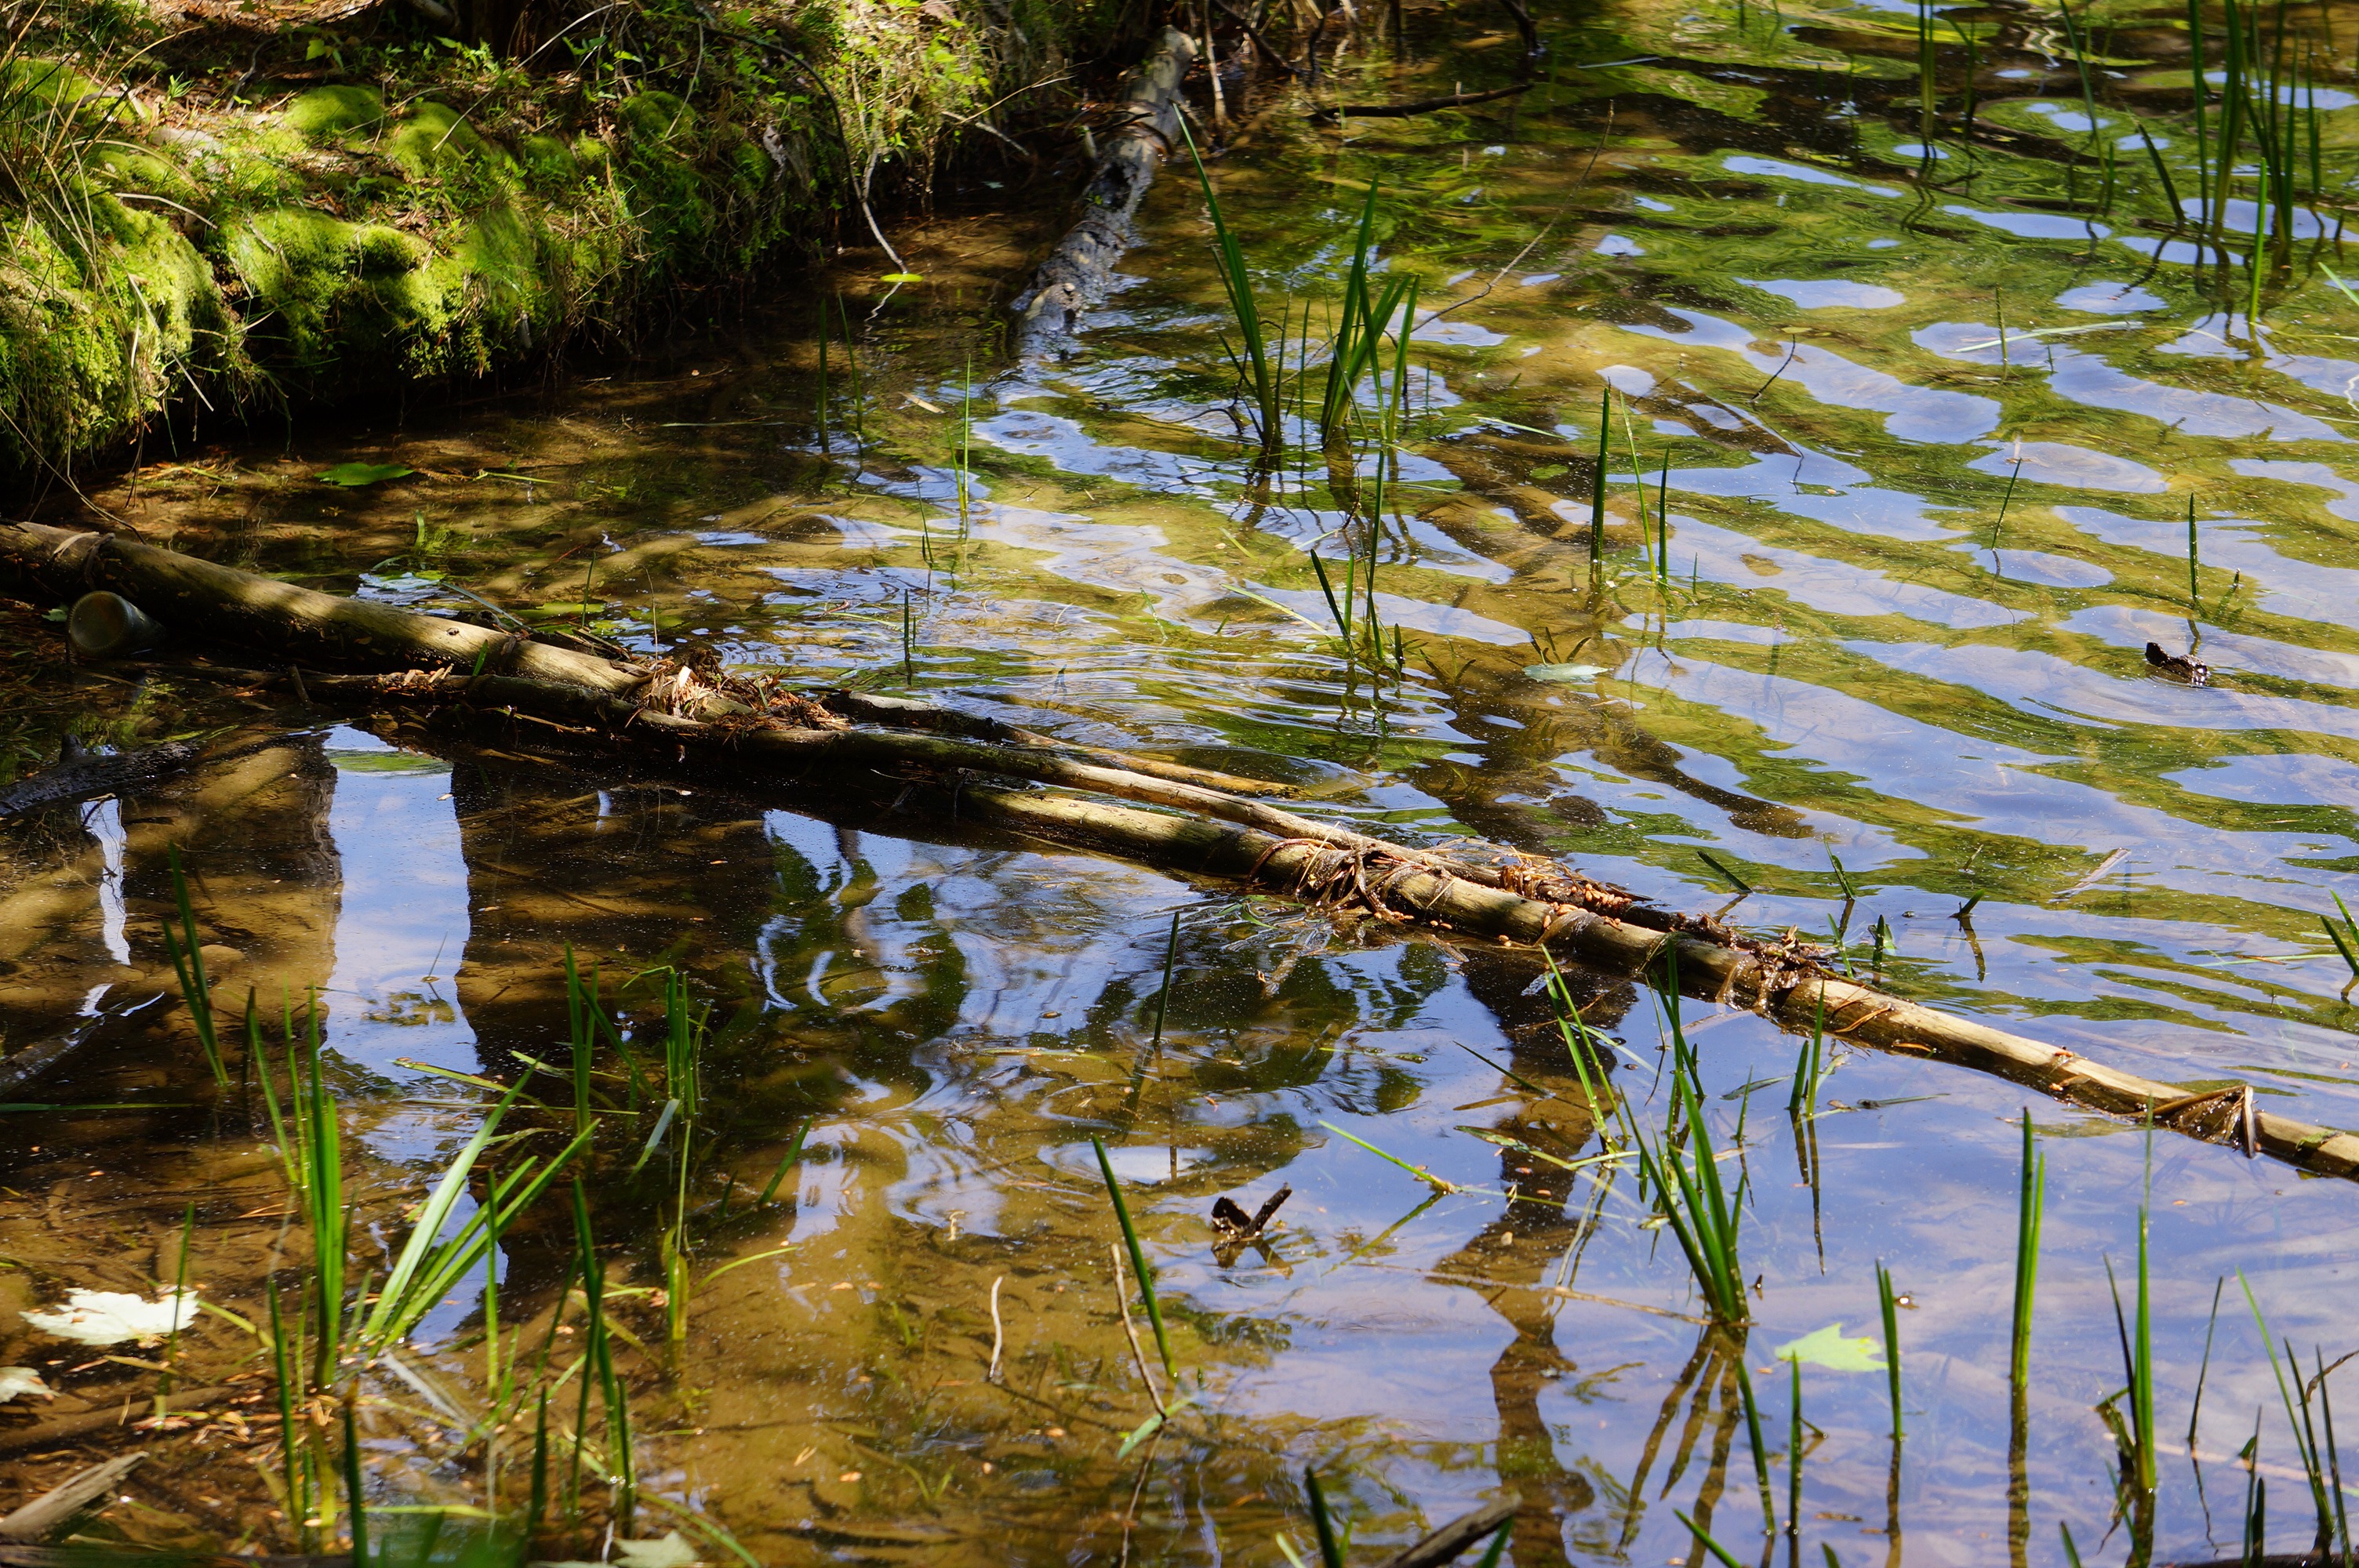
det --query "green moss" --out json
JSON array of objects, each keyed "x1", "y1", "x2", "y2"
[
  {"x1": 386, "y1": 99, "x2": 515, "y2": 180},
  {"x1": 282, "y1": 85, "x2": 385, "y2": 139},
  {"x1": 2, "y1": 0, "x2": 1091, "y2": 476},
  {"x1": 0, "y1": 187, "x2": 242, "y2": 470}
]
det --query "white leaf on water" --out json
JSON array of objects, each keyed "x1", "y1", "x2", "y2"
[
  {"x1": 22, "y1": 1288, "x2": 201, "y2": 1345},
  {"x1": 0, "y1": 1366, "x2": 56, "y2": 1402},
  {"x1": 613, "y1": 1532, "x2": 701, "y2": 1568},
  {"x1": 1524, "y1": 662, "x2": 1608, "y2": 684}
]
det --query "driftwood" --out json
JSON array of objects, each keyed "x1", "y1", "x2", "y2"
[
  {"x1": 1009, "y1": 28, "x2": 1197, "y2": 356},
  {"x1": 0, "y1": 1452, "x2": 145, "y2": 1542},
  {"x1": 3, "y1": 524, "x2": 2357, "y2": 1183}
]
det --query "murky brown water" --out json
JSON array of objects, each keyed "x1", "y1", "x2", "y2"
[{"x1": 6, "y1": 1, "x2": 2359, "y2": 1560}]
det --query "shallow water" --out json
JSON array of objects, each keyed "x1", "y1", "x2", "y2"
[{"x1": 5, "y1": 1, "x2": 2359, "y2": 1561}]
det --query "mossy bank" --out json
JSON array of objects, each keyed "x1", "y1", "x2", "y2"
[{"x1": 0, "y1": 0, "x2": 1108, "y2": 481}]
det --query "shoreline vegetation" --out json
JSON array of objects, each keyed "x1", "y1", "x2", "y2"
[{"x1": 0, "y1": 0, "x2": 1092, "y2": 484}]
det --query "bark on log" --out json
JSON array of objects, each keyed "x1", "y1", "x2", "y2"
[
  {"x1": 5, "y1": 524, "x2": 2356, "y2": 1183},
  {"x1": 1009, "y1": 28, "x2": 1198, "y2": 356}
]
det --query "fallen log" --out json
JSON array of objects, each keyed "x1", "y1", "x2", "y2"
[
  {"x1": 0, "y1": 731, "x2": 307, "y2": 818},
  {"x1": 0, "y1": 521, "x2": 661, "y2": 705},
  {"x1": 0, "y1": 738, "x2": 205, "y2": 818},
  {"x1": 1009, "y1": 27, "x2": 1197, "y2": 356},
  {"x1": 4, "y1": 524, "x2": 2356, "y2": 1182}
]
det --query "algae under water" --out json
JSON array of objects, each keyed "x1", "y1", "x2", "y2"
[{"x1": 5, "y1": 0, "x2": 2359, "y2": 1561}]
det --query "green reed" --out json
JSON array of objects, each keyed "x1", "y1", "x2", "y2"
[
  {"x1": 296, "y1": 996, "x2": 349, "y2": 1388},
  {"x1": 1637, "y1": 975, "x2": 1749, "y2": 1322},
  {"x1": 1877, "y1": 1260, "x2": 1904, "y2": 1440},
  {"x1": 2010, "y1": 1112, "x2": 2046, "y2": 1399},
  {"x1": 1697, "y1": 849, "x2": 1752, "y2": 896},
  {"x1": 569, "y1": 1179, "x2": 634, "y2": 1527},
  {"x1": 758, "y1": 1118, "x2": 814, "y2": 1206},
  {"x1": 2104, "y1": 1239, "x2": 2157, "y2": 1497},
  {"x1": 161, "y1": 846, "x2": 230, "y2": 1088},
  {"x1": 359, "y1": 1080, "x2": 591, "y2": 1353},
  {"x1": 1788, "y1": 1359, "x2": 1805, "y2": 1540},
  {"x1": 1148, "y1": 909, "x2": 1183, "y2": 1048},
  {"x1": 1732, "y1": 1354, "x2": 1777, "y2": 1532},
  {"x1": 1674, "y1": 1508, "x2": 1747, "y2": 1567},
  {"x1": 1543, "y1": 952, "x2": 1634, "y2": 1145},
  {"x1": 1787, "y1": 993, "x2": 1825, "y2": 1116},
  {"x1": 341, "y1": 1388, "x2": 369, "y2": 1563},
  {"x1": 1303, "y1": 1468, "x2": 1347, "y2": 1568},
  {"x1": 1317, "y1": 180, "x2": 1416, "y2": 450},
  {"x1": 1589, "y1": 385, "x2": 1611, "y2": 575},
  {"x1": 267, "y1": 1277, "x2": 315, "y2": 1548},
  {"x1": 1655, "y1": 451, "x2": 1672, "y2": 587},
  {"x1": 2319, "y1": 891, "x2": 2359, "y2": 997},
  {"x1": 1183, "y1": 122, "x2": 1281, "y2": 452},
  {"x1": 2189, "y1": 495, "x2": 2202, "y2": 613},
  {"x1": 1093, "y1": 1136, "x2": 1175, "y2": 1378},
  {"x1": 2239, "y1": 1275, "x2": 2346, "y2": 1555}
]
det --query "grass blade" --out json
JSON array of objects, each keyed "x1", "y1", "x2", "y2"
[{"x1": 1093, "y1": 1137, "x2": 1175, "y2": 1379}]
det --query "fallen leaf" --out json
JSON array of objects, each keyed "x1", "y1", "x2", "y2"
[
  {"x1": 1523, "y1": 662, "x2": 1608, "y2": 684},
  {"x1": 1774, "y1": 1322, "x2": 1887, "y2": 1374},
  {"x1": 23, "y1": 1288, "x2": 201, "y2": 1345},
  {"x1": 614, "y1": 1533, "x2": 701, "y2": 1568},
  {"x1": 316, "y1": 462, "x2": 416, "y2": 487},
  {"x1": 0, "y1": 1367, "x2": 56, "y2": 1402}
]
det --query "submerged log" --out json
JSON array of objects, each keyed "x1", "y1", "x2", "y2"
[
  {"x1": 1009, "y1": 27, "x2": 1197, "y2": 356},
  {"x1": 3, "y1": 523, "x2": 2355, "y2": 1182},
  {"x1": 0, "y1": 521, "x2": 660, "y2": 703},
  {"x1": 0, "y1": 732, "x2": 300, "y2": 818},
  {"x1": 0, "y1": 738, "x2": 206, "y2": 818}
]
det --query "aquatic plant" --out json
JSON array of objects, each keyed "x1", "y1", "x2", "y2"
[
  {"x1": 1093, "y1": 1136, "x2": 1175, "y2": 1378},
  {"x1": 1182, "y1": 123, "x2": 1282, "y2": 452},
  {"x1": 161, "y1": 847, "x2": 230, "y2": 1088},
  {"x1": 1637, "y1": 980, "x2": 1749, "y2": 1323},
  {"x1": 2009, "y1": 1111, "x2": 2045, "y2": 1402},
  {"x1": 1786, "y1": 994, "x2": 1826, "y2": 1119},
  {"x1": 358, "y1": 1080, "x2": 593, "y2": 1353},
  {"x1": 1877, "y1": 1261, "x2": 1903, "y2": 1440},
  {"x1": 2319, "y1": 892, "x2": 2359, "y2": 998},
  {"x1": 2241, "y1": 1276, "x2": 2351, "y2": 1556}
]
